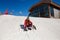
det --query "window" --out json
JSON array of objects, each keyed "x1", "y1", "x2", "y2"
[{"x1": 30, "y1": 4, "x2": 49, "y2": 17}]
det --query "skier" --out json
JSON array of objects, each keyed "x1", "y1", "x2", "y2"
[
  {"x1": 24, "y1": 18, "x2": 33, "y2": 31},
  {"x1": 4, "y1": 9, "x2": 8, "y2": 15}
]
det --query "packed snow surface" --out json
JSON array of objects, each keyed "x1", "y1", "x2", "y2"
[{"x1": 0, "y1": 15, "x2": 60, "y2": 40}]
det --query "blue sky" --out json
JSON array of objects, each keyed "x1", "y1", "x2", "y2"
[{"x1": 0, "y1": 0, "x2": 60, "y2": 16}]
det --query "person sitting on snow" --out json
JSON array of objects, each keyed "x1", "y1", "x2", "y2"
[{"x1": 24, "y1": 18, "x2": 33, "y2": 31}]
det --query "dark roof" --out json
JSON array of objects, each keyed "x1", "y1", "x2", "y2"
[
  {"x1": 50, "y1": 2, "x2": 60, "y2": 9},
  {"x1": 29, "y1": 2, "x2": 60, "y2": 12}
]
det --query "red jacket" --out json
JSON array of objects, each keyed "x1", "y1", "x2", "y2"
[{"x1": 24, "y1": 19, "x2": 32, "y2": 28}]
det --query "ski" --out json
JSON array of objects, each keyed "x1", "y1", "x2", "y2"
[{"x1": 20, "y1": 24, "x2": 36, "y2": 31}]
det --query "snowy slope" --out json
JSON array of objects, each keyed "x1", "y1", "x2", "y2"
[{"x1": 0, "y1": 15, "x2": 60, "y2": 40}]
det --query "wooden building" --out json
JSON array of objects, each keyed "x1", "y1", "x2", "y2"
[{"x1": 29, "y1": 0, "x2": 60, "y2": 18}]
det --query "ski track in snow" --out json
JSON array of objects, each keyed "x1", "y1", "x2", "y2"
[{"x1": 0, "y1": 15, "x2": 60, "y2": 40}]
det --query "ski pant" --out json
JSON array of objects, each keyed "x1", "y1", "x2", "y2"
[{"x1": 24, "y1": 24, "x2": 32, "y2": 28}]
